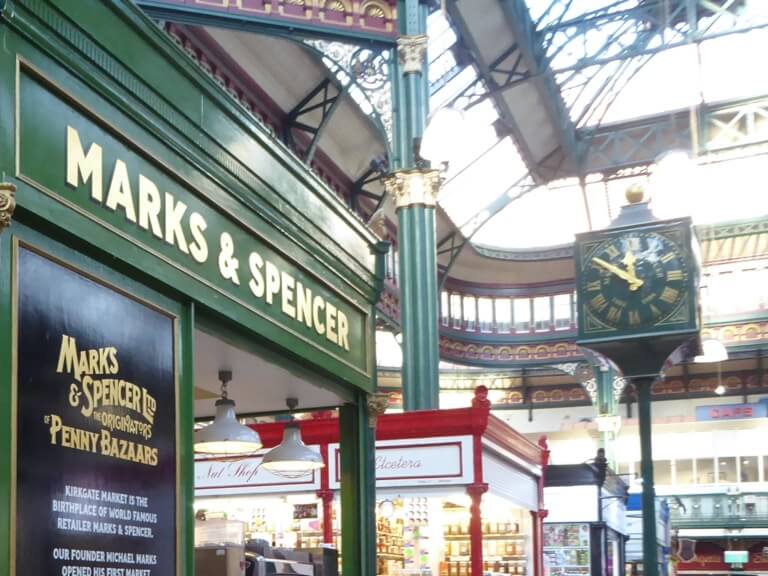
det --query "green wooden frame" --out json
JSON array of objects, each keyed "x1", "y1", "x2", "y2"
[{"x1": 0, "y1": 1, "x2": 385, "y2": 575}]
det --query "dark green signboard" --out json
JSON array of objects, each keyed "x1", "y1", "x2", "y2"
[
  {"x1": 16, "y1": 247, "x2": 177, "y2": 575},
  {"x1": 17, "y1": 67, "x2": 368, "y2": 378}
]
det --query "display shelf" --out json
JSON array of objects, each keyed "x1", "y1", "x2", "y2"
[
  {"x1": 543, "y1": 546, "x2": 589, "y2": 550},
  {"x1": 445, "y1": 534, "x2": 526, "y2": 540}
]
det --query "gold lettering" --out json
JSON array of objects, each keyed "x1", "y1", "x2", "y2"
[
  {"x1": 49, "y1": 414, "x2": 62, "y2": 445},
  {"x1": 265, "y1": 261, "x2": 280, "y2": 305},
  {"x1": 313, "y1": 295, "x2": 326, "y2": 335},
  {"x1": 105, "y1": 159, "x2": 137, "y2": 223},
  {"x1": 248, "y1": 252, "x2": 265, "y2": 298},
  {"x1": 326, "y1": 302, "x2": 338, "y2": 344},
  {"x1": 296, "y1": 281, "x2": 313, "y2": 328},
  {"x1": 188, "y1": 212, "x2": 208, "y2": 264},
  {"x1": 138, "y1": 175, "x2": 163, "y2": 239},
  {"x1": 281, "y1": 271, "x2": 296, "y2": 318},
  {"x1": 66, "y1": 126, "x2": 103, "y2": 201},
  {"x1": 661, "y1": 252, "x2": 675, "y2": 264},
  {"x1": 337, "y1": 310, "x2": 349, "y2": 351},
  {"x1": 586, "y1": 281, "x2": 601, "y2": 291},
  {"x1": 56, "y1": 335, "x2": 82, "y2": 381},
  {"x1": 164, "y1": 193, "x2": 189, "y2": 254},
  {"x1": 606, "y1": 306, "x2": 621, "y2": 323}
]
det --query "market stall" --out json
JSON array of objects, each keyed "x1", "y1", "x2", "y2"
[
  {"x1": 543, "y1": 462, "x2": 628, "y2": 576},
  {"x1": 195, "y1": 387, "x2": 550, "y2": 576}
]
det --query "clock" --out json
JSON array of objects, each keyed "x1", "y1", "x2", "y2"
[{"x1": 575, "y1": 208, "x2": 701, "y2": 373}]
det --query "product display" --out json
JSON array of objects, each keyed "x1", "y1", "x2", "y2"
[{"x1": 543, "y1": 524, "x2": 591, "y2": 576}]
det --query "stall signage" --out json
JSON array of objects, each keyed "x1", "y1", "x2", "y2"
[
  {"x1": 17, "y1": 70, "x2": 368, "y2": 376},
  {"x1": 15, "y1": 248, "x2": 176, "y2": 576},
  {"x1": 695, "y1": 403, "x2": 767, "y2": 421},
  {"x1": 329, "y1": 437, "x2": 474, "y2": 489},
  {"x1": 195, "y1": 456, "x2": 320, "y2": 495}
]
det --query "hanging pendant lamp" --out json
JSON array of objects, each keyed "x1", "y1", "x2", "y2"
[
  {"x1": 260, "y1": 398, "x2": 324, "y2": 478},
  {"x1": 194, "y1": 370, "x2": 262, "y2": 457}
]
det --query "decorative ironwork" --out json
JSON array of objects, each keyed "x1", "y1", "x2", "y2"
[{"x1": 304, "y1": 39, "x2": 393, "y2": 144}]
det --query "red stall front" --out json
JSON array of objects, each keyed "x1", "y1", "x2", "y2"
[{"x1": 195, "y1": 387, "x2": 550, "y2": 576}]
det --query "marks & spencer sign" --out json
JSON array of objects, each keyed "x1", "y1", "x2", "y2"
[
  {"x1": 15, "y1": 247, "x2": 177, "y2": 575},
  {"x1": 16, "y1": 66, "x2": 368, "y2": 378}
]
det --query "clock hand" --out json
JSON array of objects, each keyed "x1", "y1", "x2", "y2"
[
  {"x1": 621, "y1": 250, "x2": 642, "y2": 292},
  {"x1": 592, "y1": 257, "x2": 644, "y2": 290}
]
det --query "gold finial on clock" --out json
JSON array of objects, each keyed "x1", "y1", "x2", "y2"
[{"x1": 625, "y1": 183, "x2": 645, "y2": 205}]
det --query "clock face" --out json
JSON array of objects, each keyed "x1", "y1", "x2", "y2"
[{"x1": 580, "y1": 230, "x2": 690, "y2": 331}]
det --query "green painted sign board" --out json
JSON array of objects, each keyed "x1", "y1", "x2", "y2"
[{"x1": 17, "y1": 67, "x2": 370, "y2": 382}]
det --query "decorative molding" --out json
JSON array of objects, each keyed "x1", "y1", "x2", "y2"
[
  {"x1": 396, "y1": 34, "x2": 428, "y2": 75},
  {"x1": 384, "y1": 169, "x2": 441, "y2": 208},
  {"x1": 439, "y1": 337, "x2": 581, "y2": 365},
  {"x1": 0, "y1": 183, "x2": 16, "y2": 232},
  {"x1": 367, "y1": 392, "x2": 390, "y2": 427}
]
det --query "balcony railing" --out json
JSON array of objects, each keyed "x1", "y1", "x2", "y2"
[{"x1": 670, "y1": 492, "x2": 768, "y2": 529}]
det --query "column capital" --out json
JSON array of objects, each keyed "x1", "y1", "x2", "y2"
[
  {"x1": 384, "y1": 169, "x2": 441, "y2": 209},
  {"x1": 366, "y1": 392, "x2": 390, "y2": 428},
  {"x1": 0, "y1": 183, "x2": 16, "y2": 233},
  {"x1": 396, "y1": 34, "x2": 429, "y2": 75}
]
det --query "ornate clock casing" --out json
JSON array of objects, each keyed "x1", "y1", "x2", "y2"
[{"x1": 575, "y1": 216, "x2": 701, "y2": 374}]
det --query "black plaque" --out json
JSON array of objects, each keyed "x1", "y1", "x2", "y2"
[{"x1": 16, "y1": 248, "x2": 176, "y2": 576}]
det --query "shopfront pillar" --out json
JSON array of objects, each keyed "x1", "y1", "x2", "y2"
[
  {"x1": 317, "y1": 443, "x2": 335, "y2": 545},
  {"x1": 0, "y1": 186, "x2": 14, "y2": 576},
  {"x1": 467, "y1": 483, "x2": 488, "y2": 576},
  {"x1": 387, "y1": 0, "x2": 440, "y2": 411},
  {"x1": 636, "y1": 377, "x2": 659, "y2": 576},
  {"x1": 339, "y1": 394, "x2": 376, "y2": 576}
]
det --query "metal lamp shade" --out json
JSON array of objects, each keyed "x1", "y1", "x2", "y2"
[
  {"x1": 194, "y1": 398, "x2": 262, "y2": 456},
  {"x1": 260, "y1": 423, "x2": 324, "y2": 478}
]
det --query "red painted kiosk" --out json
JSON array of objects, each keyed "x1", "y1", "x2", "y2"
[{"x1": 195, "y1": 387, "x2": 550, "y2": 576}]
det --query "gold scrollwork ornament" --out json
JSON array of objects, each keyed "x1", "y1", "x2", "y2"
[{"x1": 0, "y1": 183, "x2": 16, "y2": 233}]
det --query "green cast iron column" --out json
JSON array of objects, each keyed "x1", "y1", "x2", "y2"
[
  {"x1": 636, "y1": 377, "x2": 659, "y2": 576},
  {"x1": 339, "y1": 396, "x2": 376, "y2": 576},
  {"x1": 389, "y1": 0, "x2": 440, "y2": 410}
]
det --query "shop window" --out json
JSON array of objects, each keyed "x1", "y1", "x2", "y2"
[
  {"x1": 440, "y1": 291, "x2": 449, "y2": 326},
  {"x1": 533, "y1": 296, "x2": 552, "y2": 332},
  {"x1": 513, "y1": 298, "x2": 531, "y2": 333},
  {"x1": 740, "y1": 456, "x2": 759, "y2": 483},
  {"x1": 718, "y1": 457, "x2": 737, "y2": 483},
  {"x1": 655, "y1": 460, "x2": 672, "y2": 485},
  {"x1": 494, "y1": 299, "x2": 511, "y2": 333},
  {"x1": 478, "y1": 298, "x2": 493, "y2": 333},
  {"x1": 553, "y1": 294, "x2": 572, "y2": 330},
  {"x1": 697, "y1": 458, "x2": 715, "y2": 484},
  {"x1": 463, "y1": 296, "x2": 476, "y2": 331},
  {"x1": 675, "y1": 459, "x2": 694, "y2": 484},
  {"x1": 450, "y1": 293, "x2": 462, "y2": 329}
]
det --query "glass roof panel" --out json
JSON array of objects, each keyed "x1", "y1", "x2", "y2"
[{"x1": 425, "y1": 2, "x2": 768, "y2": 252}]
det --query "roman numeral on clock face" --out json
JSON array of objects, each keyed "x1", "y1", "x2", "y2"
[
  {"x1": 660, "y1": 287, "x2": 679, "y2": 304},
  {"x1": 661, "y1": 252, "x2": 676, "y2": 264},
  {"x1": 586, "y1": 280, "x2": 601, "y2": 291},
  {"x1": 604, "y1": 245, "x2": 620, "y2": 259},
  {"x1": 667, "y1": 269, "x2": 683, "y2": 281},
  {"x1": 590, "y1": 294, "x2": 608, "y2": 311},
  {"x1": 606, "y1": 306, "x2": 622, "y2": 323},
  {"x1": 629, "y1": 310, "x2": 641, "y2": 326}
]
